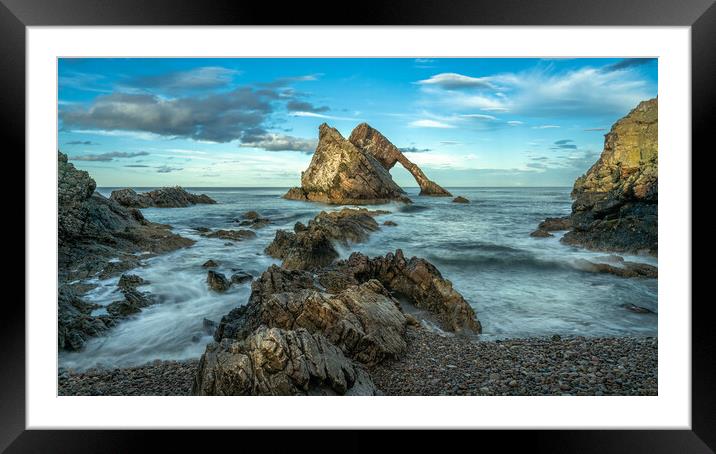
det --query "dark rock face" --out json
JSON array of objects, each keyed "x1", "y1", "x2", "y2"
[
  {"x1": 110, "y1": 186, "x2": 216, "y2": 208},
  {"x1": 58, "y1": 285, "x2": 113, "y2": 351},
  {"x1": 230, "y1": 272, "x2": 253, "y2": 285},
  {"x1": 202, "y1": 259, "x2": 218, "y2": 268},
  {"x1": 265, "y1": 208, "x2": 385, "y2": 271},
  {"x1": 106, "y1": 288, "x2": 154, "y2": 317},
  {"x1": 237, "y1": 210, "x2": 271, "y2": 229},
  {"x1": 58, "y1": 152, "x2": 194, "y2": 282},
  {"x1": 203, "y1": 229, "x2": 257, "y2": 241},
  {"x1": 538, "y1": 217, "x2": 571, "y2": 231},
  {"x1": 348, "y1": 123, "x2": 452, "y2": 197},
  {"x1": 318, "y1": 250, "x2": 481, "y2": 334},
  {"x1": 117, "y1": 274, "x2": 147, "y2": 291},
  {"x1": 283, "y1": 124, "x2": 411, "y2": 205},
  {"x1": 530, "y1": 229, "x2": 553, "y2": 238},
  {"x1": 207, "y1": 270, "x2": 231, "y2": 292},
  {"x1": 573, "y1": 259, "x2": 658, "y2": 279},
  {"x1": 560, "y1": 98, "x2": 658, "y2": 255},
  {"x1": 452, "y1": 196, "x2": 469, "y2": 204},
  {"x1": 192, "y1": 327, "x2": 378, "y2": 396}
]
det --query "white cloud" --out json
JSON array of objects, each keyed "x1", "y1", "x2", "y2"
[
  {"x1": 507, "y1": 120, "x2": 524, "y2": 126},
  {"x1": 290, "y1": 111, "x2": 358, "y2": 121},
  {"x1": 532, "y1": 125, "x2": 560, "y2": 129},
  {"x1": 460, "y1": 114, "x2": 497, "y2": 120},
  {"x1": 408, "y1": 119, "x2": 455, "y2": 129},
  {"x1": 417, "y1": 73, "x2": 496, "y2": 90}
]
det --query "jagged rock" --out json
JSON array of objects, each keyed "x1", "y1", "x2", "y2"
[
  {"x1": 538, "y1": 217, "x2": 572, "y2": 231},
  {"x1": 283, "y1": 124, "x2": 411, "y2": 204},
  {"x1": 204, "y1": 229, "x2": 256, "y2": 241},
  {"x1": 318, "y1": 250, "x2": 481, "y2": 334},
  {"x1": 530, "y1": 229, "x2": 553, "y2": 238},
  {"x1": 573, "y1": 259, "x2": 658, "y2": 278},
  {"x1": 58, "y1": 285, "x2": 112, "y2": 351},
  {"x1": 452, "y1": 196, "x2": 470, "y2": 204},
  {"x1": 230, "y1": 272, "x2": 253, "y2": 285},
  {"x1": 106, "y1": 288, "x2": 153, "y2": 317},
  {"x1": 237, "y1": 210, "x2": 270, "y2": 229},
  {"x1": 561, "y1": 98, "x2": 658, "y2": 254},
  {"x1": 214, "y1": 279, "x2": 407, "y2": 366},
  {"x1": 202, "y1": 318, "x2": 218, "y2": 335},
  {"x1": 117, "y1": 274, "x2": 147, "y2": 291},
  {"x1": 265, "y1": 208, "x2": 386, "y2": 270},
  {"x1": 383, "y1": 220, "x2": 398, "y2": 226},
  {"x1": 58, "y1": 152, "x2": 195, "y2": 282},
  {"x1": 193, "y1": 226, "x2": 211, "y2": 233},
  {"x1": 192, "y1": 327, "x2": 378, "y2": 396},
  {"x1": 348, "y1": 123, "x2": 452, "y2": 197},
  {"x1": 110, "y1": 186, "x2": 216, "y2": 208},
  {"x1": 207, "y1": 270, "x2": 231, "y2": 292},
  {"x1": 202, "y1": 259, "x2": 219, "y2": 268}
]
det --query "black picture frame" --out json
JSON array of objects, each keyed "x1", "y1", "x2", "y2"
[{"x1": 5, "y1": 0, "x2": 712, "y2": 451}]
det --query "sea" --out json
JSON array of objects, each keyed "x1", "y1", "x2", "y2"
[{"x1": 59, "y1": 187, "x2": 658, "y2": 371}]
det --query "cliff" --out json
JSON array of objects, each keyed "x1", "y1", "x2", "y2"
[{"x1": 561, "y1": 98, "x2": 658, "y2": 254}]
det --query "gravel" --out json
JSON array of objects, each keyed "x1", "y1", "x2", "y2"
[
  {"x1": 58, "y1": 359, "x2": 198, "y2": 396},
  {"x1": 58, "y1": 328, "x2": 657, "y2": 396},
  {"x1": 370, "y1": 327, "x2": 658, "y2": 396}
]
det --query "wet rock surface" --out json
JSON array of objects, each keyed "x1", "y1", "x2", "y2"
[
  {"x1": 452, "y1": 196, "x2": 470, "y2": 204},
  {"x1": 207, "y1": 270, "x2": 231, "y2": 292},
  {"x1": 573, "y1": 259, "x2": 658, "y2": 279},
  {"x1": 265, "y1": 208, "x2": 386, "y2": 271},
  {"x1": 58, "y1": 152, "x2": 195, "y2": 283},
  {"x1": 110, "y1": 186, "x2": 216, "y2": 208},
  {"x1": 203, "y1": 229, "x2": 257, "y2": 241}
]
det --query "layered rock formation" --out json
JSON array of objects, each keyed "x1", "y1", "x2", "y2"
[
  {"x1": 110, "y1": 186, "x2": 216, "y2": 208},
  {"x1": 58, "y1": 152, "x2": 194, "y2": 282},
  {"x1": 200, "y1": 248, "x2": 481, "y2": 395},
  {"x1": 284, "y1": 124, "x2": 410, "y2": 204},
  {"x1": 265, "y1": 208, "x2": 386, "y2": 270},
  {"x1": 558, "y1": 98, "x2": 658, "y2": 254},
  {"x1": 348, "y1": 123, "x2": 452, "y2": 196},
  {"x1": 193, "y1": 327, "x2": 378, "y2": 396}
]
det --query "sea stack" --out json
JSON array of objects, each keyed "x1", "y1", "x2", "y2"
[
  {"x1": 284, "y1": 123, "x2": 411, "y2": 204},
  {"x1": 561, "y1": 98, "x2": 658, "y2": 254},
  {"x1": 348, "y1": 123, "x2": 452, "y2": 197}
]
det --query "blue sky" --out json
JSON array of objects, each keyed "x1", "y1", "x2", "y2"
[{"x1": 58, "y1": 58, "x2": 657, "y2": 187}]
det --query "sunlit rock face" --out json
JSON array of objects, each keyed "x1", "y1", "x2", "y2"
[{"x1": 562, "y1": 98, "x2": 658, "y2": 255}]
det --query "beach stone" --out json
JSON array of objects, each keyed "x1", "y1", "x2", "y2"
[{"x1": 207, "y1": 270, "x2": 230, "y2": 292}]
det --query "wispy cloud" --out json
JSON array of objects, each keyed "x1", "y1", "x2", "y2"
[
  {"x1": 239, "y1": 133, "x2": 317, "y2": 153},
  {"x1": 532, "y1": 125, "x2": 560, "y2": 129},
  {"x1": 417, "y1": 73, "x2": 496, "y2": 90},
  {"x1": 286, "y1": 100, "x2": 330, "y2": 113},
  {"x1": 290, "y1": 111, "x2": 357, "y2": 121},
  {"x1": 408, "y1": 119, "x2": 455, "y2": 129},
  {"x1": 399, "y1": 146, "x2": 431, "y2": 153},
  {"x1": 71, "y1": 151, "x2": 150, "y2": 162},
  {"x1": 131, "y1": 66, "x2": 239, "y2": 92},
  {"x1": 156, "y1": 165, "x2": 183, "y2": 173},
  {"x1": 601, "y1": 58, "x2": 656, "y2": 73},
  {"x1": 65, "y1": 140, "x2": 97, "y2": 145}
]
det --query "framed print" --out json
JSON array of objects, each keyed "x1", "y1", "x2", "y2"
[{"x1": 6, "y1": 0, "x2": 713, "y2": 451}]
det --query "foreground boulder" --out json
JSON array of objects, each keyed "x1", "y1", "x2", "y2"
[
  {"x1": 192, "y1": 327, "x2": 378, "y2": 396},
  {"x1": 283, "y1": 124, "x2": 411, "y2": 204},
  {"x1": 215, "y1": 279, "x2": 407, "y2": 366},
  {"x1": 348, "y1": 123, "x2": 451, "y2": 197},
  {"x1": 58, "y1": 152, "x2": 194, "y2": 282},
  {"x1": 265, "y1": 208, "x2": 385, "y2": 270},
  {"x1": 110, "y1": 186, "x2": 216, "y2": 208},
  {"x1": 559, "y1": 98, "x2": 658, "y2": 254}
]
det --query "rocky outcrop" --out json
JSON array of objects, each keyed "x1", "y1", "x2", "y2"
[
  {"x1": 452, "y1": 196, "x2": 469, "y2": 204},
  {"x1": 58, "y1": 285, "x2": 114, "y2": 351},
  {"x1": 58, "y1": 151, "x2": 194, "y2": 282},
  {"x1": 318, "y1": 250, "x2": 481, "y2": 334},
  {"x1": 283, "y1": 124, "x2": 411, "y2": 204},
  {"x1": 265, "y1": 208, "x2": 386, "y2": 270},
  {"x1": 192, "y1": 327, "x2": 378, "y2": 396},
  {"x1": 573, "y1": 259, "x2": 658, "y2": 278},
  {"x1": 202, "y1": 247, "x2": 480, "y2": 395},
  {"x1": 236, "y1": 211, "x2": 270, "y2": 229},
  {"x1": 110, "y1": 186, "x2": 216, "y2": 208},
  {"x1": 348, "y1": 123, "x2": 452, "y2": 197},
  {"x1": 560, "y1": 98, "x2": 658, "y2": 254},
  {"x1": 203, "y1": 229, "x2": 256, "y2": 242},
  {"x1": 207, "y1": 270, "x2": 231, "y2": 292},
  {"x1": 214, "y1": 279, "x2": 407, "y2": 366}
]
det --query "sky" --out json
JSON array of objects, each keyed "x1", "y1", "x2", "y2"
[{"x1": 58, "y1": 58, "x2": 657, "y2": 187}]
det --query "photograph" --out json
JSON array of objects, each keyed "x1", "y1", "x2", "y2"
[{"x1": 56, "y1": 57, "x2": 659, "y2": 397}]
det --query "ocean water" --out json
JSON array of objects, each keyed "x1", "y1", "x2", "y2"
[{"x1": 59, "y1": 187, "x2": 658, "y2": 370}]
